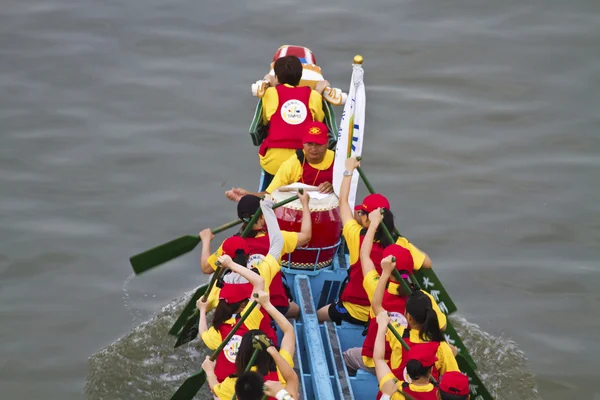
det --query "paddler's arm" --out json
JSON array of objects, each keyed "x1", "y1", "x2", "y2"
[
  {"x1": 340, "y1": 157, "x2": 361, "y2": 225},
  {"x1": 199, "y1": 228, "x2": 216, "y2": 274},
  {"x1": 196, "y1": 296, "x2": 210, "y2": 337},
  {"x1": 360, "y1": 208, "x2": 383, "y2": 277},
  {"x1": 201, "y1": 356, "x2": 219, "y2": 391},
  {"x1": 296, "y1": 190, "x2": 312, "y2": 247},
  {"x1": 256, "y1": 290, "x2": 295, "y2": 359},
  {"x1": 267, "y1": 347, "x2": 299, "y2": 400},
  {"x1": 262, "y1": 199, "x2": 284, "y2": 260},
  {"x1": 218, "y1": 254, "x2": 265, "y2": 292},
  {"x1": 374, "y1": 311, "x2": 398, "y2": 396},
  {"x1": 413, "y1": 243, "x2": 432, "y2": 269},
  {"x1": 372, "y1": 256, "x2": 394, "y2": 316}
]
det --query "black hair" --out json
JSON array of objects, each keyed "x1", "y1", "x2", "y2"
[
  {"x1": 234, "y1": 371, "x2": 264, "y2": 400},
  {"x1": 395, "y1": 280, "x2": 417, "y2": 297},
  {"x1": 273, "y1": 56, "x2": 303, "y2": 86},
  {"x1": 374, "y1": 208, "x2": 397, "y2": 247},
  {"x1": 405, "y1": 291, "x2": 444, "y2": 342},
  {"x1": 234, "y1": 330, "x2": 276, "y2": 377},
  {"x1": 212, "y1": 298, "x2": 248, "y2": 330},
  {"x1": 439, "y1": 392, "x2": 469, "y2": 400},
  {"x1": 405, "y1": 359, "x2": 433, "y2": 381}
]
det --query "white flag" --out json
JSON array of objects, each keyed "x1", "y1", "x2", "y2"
[{"x1": 333, "y1": 63, "x2": 366, "y2": 209}]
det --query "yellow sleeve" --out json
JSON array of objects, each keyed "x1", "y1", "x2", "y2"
[
  {"x1": 206, "y1": 244, "x2": 224, "y2": 272},
  {"x1": 206, "y1": 286, "x2": 221, "y2": 312},
  {"x1": 241, "y1": 299, "x2": 264, "y2": 330},
  {"x1": 213, "y1": 377, "x2": 235, "y2": 400},
  {"x1": 362, "y1": 270, "x2": 381, "y2": 303},
  {"x1": 436, "y1": 342, "x2": 460, "y2": 374},
  {"x1": 281, "y1": 231, "x2": 299, "y2": 256},
  {"x1": 262, "y1": 87, "x2": 279, "y2": 124},
  {"x1": 386, "y1": 323, "x2": 406, "y2": 369},
  {"x1": 256, "y1": 254, "x2": 281, "y2": 291},
  {"x1": 308, "y1": 90, "x2": 325, "y2": 122},
  {"x1": 276, "y1": 349, "x2": 295, "y2": 384},
  {"x1": 395, "y1": 237, "x2": 426, "y2": 271},
  {"x1": 265, "y1": 155, "x2": 302, "y2": 194},
  {"x1": 391, "y1": 393, "x2": 407, "y2": 400},
  {"x1": 342, "y1": 220, "x2": 363, "y2": 265},
  {"x1": 421, "y1": 290, "x2": 447, "y2": 330},
  {"x1": 200, "y1": 326, "x2": 222, "y2": 351},
  {"x1": 378, "y1": 372, "x2": 399, "y2": 391}
]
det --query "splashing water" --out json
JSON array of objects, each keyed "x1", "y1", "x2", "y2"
[{"x1": 85, "y1": 291, "x2": 540, "y2": 400}]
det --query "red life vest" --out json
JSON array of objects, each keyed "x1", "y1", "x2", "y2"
[
  {"x1": 259, "y1": 85, "x2": 313, "y2": 156},
  {"x1": 361, "y1": 286, "x2": 408, "y2": 360},
  {"x1": 213, "y1": 320, "x2": 251, "y2": 382},
  {"x1": 339, "y1": 234, "x2": 385, "y2": 306},
  {"x1": 400, "y1": 382, "x2": 439, "y2": 400},
  {"x1": 244, "y1": 233, "x2": 290, "y2": 309},
  {"x1": 391, "y1": 331, "x2": 441, "y2": 384},
  {"x1": 296, "y1": 150, "x2": 334, "y2": 187}
]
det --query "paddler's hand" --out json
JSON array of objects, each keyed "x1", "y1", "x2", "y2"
[
  {"x1": 252, "y1": 333, "x2": 275, "y2": 351},
  {"x1": 196, "y1": 296, "x2": 209, "y2": 311},
  {"x1": 376, "y1": 310, "x2": 391, "y2": 326},
  {"x1": 381, "y1": 255, "x2": 396, "y2": 275},
  {"x1": 317, "y1": 181, "x2": 334, "y2": 194},
  {"x1": 315, "y1": 79, "x2": 330, "y2": 94},
  {"x1": 345, "y1": 156, "x2": 360, "y2": 171},
  {"x1": 263, "y1": 381, "x2": 286, "y2": 397},
  {"x1": 254, "y1": 290, "x2": 270, "y2": 307},
  {"x1": 368, "y1": 208, "x2": 384, "y2": 225},
  {"x1": 217, "y1": 254, "x2": 233, "y2": 268},
  {"x1": 199, "y1": 228, "x2": 214, "y2": 242},
  {"x1": 201, "y1": 355, "x2": 216, "y2": 373},
  {"x1": 225, "y1": 187, "x2": 248, "y2": 202},
  {"x1": 263, "y1": 73, "x2": 277, "y2": 87},
  {"x1": 298, "y1": 189, "x2": 310, "y2": 207}
]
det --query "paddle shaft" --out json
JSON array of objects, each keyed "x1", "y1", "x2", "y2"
[{"x1": 200, "y1": 264, "x2": 225, "y2": 302}]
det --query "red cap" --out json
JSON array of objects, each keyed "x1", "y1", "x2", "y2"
[
  {"x1": 221, "y1": 236, "x2": 249, "y2": 258},
  {"x1": 354, "y1": 205, "x2": 362, "y2": 211},
  {"x1": 302, "y1": 121, "x2": 329, "y2": 145},
  {"x1": 439, "y1": 371, "x2": 470, "y2": 396},
  {"x1": 382, "y1": 244, "x2": 414, "y2": 275},
  {"x1": 359, "y1": 193, "x2": 390, "y2": 213},
  {"x1": 407, "y1": 342, "x2": 438, "y2": 367},
  {"x1": 219, "y1": 282, "x2": 253, "y2": 304}
]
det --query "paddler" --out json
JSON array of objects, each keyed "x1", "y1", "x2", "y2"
[
  {"x1": 199, "y1": 191, "x2": 311, "y2": 318},
  {"x1": 343, "y1": 209, "x2": 448, "y2": 376},
  {"x1": 225, "y1": 121, "x2": 335, "y2": 201},
  {"x1": 196, "y1": 254, "x2": 274, "y2": 383},
  {"x1": 374, "y1": 315, "x2": 440, "y2": 400},
  {"x1": 202, "y1": 290, "x2": 298, "y2": 400},
  {"x1": 316, "y1": 157, "x2": 401, "y2": 325},
  {"x1": 257, "y1": 55, "x2": 329, "y2": 185}
]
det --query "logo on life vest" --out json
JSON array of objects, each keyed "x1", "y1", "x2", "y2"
[
  {"x1": 389, "y1": 312, "x2": 408, "y2": 328},
  {"x1": 223, "y1": 334, "x2": 243, "y2": 363},
  {"x1": 281, "y1": 99, "x2": 307, "y2": 125},
  {"x1": 247, "y1": 254, "x2": 265, "y2": 269}
]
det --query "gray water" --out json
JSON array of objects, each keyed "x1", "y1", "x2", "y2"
[{"x1": 0, "y1": 0, "x2": 598, "y2": 398}]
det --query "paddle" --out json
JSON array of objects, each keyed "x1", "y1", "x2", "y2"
[
  {"x1": 130, "y1": 219, "x2": 242, "y2": 275},
  {"x1": 169, "y1": 192, "x2": 302, "y2": 340},
  {"x1": 173, "y1": 266, "x2": 227, "y2": 347},
  {"x1": 170, "y1": 295, "x2": 260, "y2": 400}
]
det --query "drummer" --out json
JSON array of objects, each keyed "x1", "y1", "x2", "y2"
[
  {"x1": 199, "y1": 191, "x2": 311, "y2": 317},
  {"x1": 225, "y1": 121, "x2": 335, "y2": 201}
]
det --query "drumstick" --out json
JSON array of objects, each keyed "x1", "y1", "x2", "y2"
[{"x1": 277, "y1": 186, "x2": 320, "y2": 193}]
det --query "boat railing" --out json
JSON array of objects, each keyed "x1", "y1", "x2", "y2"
[{"x1": 280, "y1": 238, "x2": 344, "y2": 276}]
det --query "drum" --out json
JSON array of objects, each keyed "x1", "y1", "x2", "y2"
[{"x1": 271, "y1": 188, "x2": 342, "y2": 270}]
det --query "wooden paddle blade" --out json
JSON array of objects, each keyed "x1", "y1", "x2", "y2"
[
  {"x1": 169, "y1": 284, "x2": 208, "y2": 336},
  {"x1": 170, "y1": 370, "x2": 207, "y2": 400},
  {"x1": 129, "y1": 235, "x2": 200, "y2": 275},
  {"x1": 174, "y1": 313, "x2": 200, "y2": 348}
]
